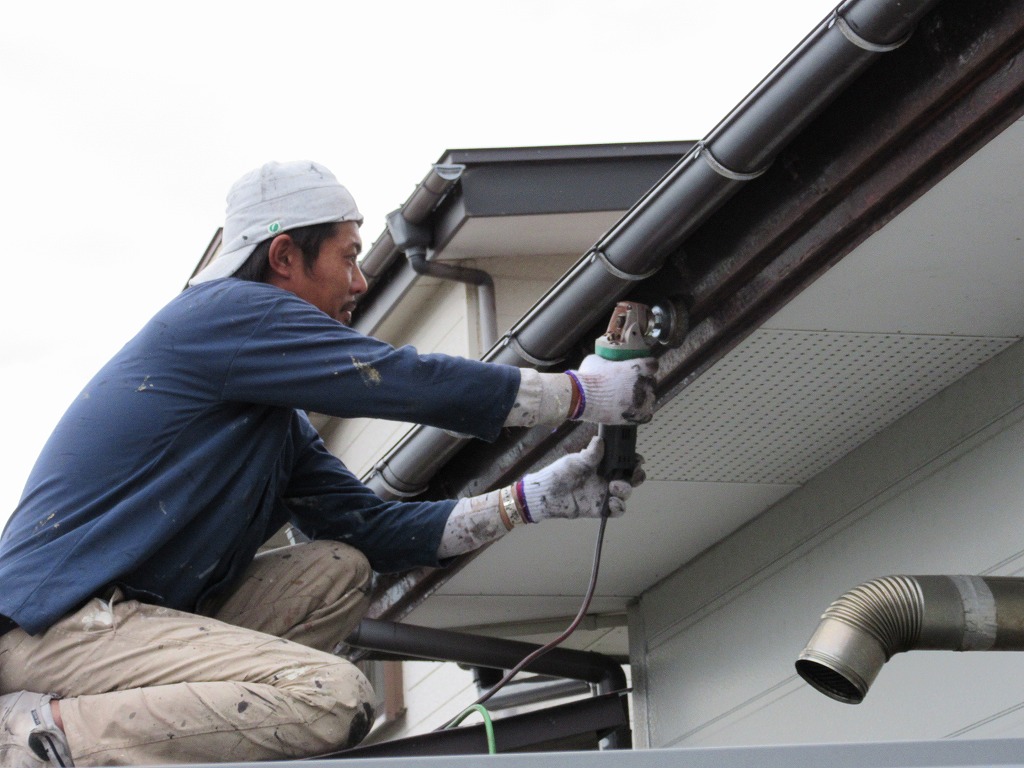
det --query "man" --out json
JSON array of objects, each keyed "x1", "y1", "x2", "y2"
[{"x1": 0, "y1": 161, "x2": 655, "y2": 765}]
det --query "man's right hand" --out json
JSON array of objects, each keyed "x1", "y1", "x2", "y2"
[{"x1": 568, "y1": 354, "x2": 657, "y2": 425}]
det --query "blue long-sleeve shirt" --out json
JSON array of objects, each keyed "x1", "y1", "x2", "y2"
[{"x1": 0, "y1": 279, "x2": 520, "y2": 635}]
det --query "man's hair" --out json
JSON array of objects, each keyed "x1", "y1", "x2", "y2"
[{"x1": 232, "y1": 221, "x2": 341, "y2": 283}]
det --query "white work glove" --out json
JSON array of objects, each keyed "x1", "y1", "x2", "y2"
[
  {"x1": 519, "y1": 436, "x2": 645, "y2": 520},
  {"x1": 568, "y1": 354, "x2": 657, "y2": 425}
]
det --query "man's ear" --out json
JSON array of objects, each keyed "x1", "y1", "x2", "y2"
[{"x1": 266, "y1": 234, "x2": 300, "y2": 281}]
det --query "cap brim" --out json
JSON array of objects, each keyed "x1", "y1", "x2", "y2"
[{"x1": 188, "y1": 245, "x2": 256, "y2": 286}]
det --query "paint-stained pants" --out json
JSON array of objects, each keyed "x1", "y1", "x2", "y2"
[{"x1": 0, "y1": 541, "x2": 376, "y2": 765}]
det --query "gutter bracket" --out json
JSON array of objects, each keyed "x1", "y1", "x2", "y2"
[
  {"x1": 503, "y1": 334, "x2": 565, "y2": 368},
  {"x1": 588, "y1": 248, "x2": 661, "y2": 282},
  {"x1": 832, "y1": 11, "x2": 913, "y2": 53},
  {"x1": 372, "y1": 460, "x2": 429, "y2": 498},
  {"x1": 697, "y1": 142, "x2": 771, "y2": 181}
]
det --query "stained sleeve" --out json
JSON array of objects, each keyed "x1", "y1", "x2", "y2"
[
  {"x1": 284, "y1": 414, "x2": 455, "y2": 572},
  {"x1": 222, "y1": 294, "x2": 520, "y2": 442}
]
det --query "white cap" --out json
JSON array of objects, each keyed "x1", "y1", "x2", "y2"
[{"x1": 190, "y1": 160, "x2": 363, "y2": 285}]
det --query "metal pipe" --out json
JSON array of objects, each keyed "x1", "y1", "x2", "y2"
[
  {"x1": 796, "y1": 575, "x2": 1024, "y2": 704},
  {"x1": 346, "y1": 618, "x2": 627, "y2": 688},
  {"x1": 365, "y1": 0, "x2": 939, "y2": 499},
  {"x1": 385, "y1": 207, "x2": 500, "y2": 354},
  {"x1": 403, "y1": 164, "x2": 465, "y2": 222},
  {"x1": 406, "y1": 252, "x2": 499, "y2": 351},
  {"x1": 346, "y1": 618, "x2": 631, "y2": 749},
  {"x1": 479, "y1": 678, "x2": 592, "y2": 711},
  {"x1": 359, "y1": 164, "x2": 465, "y2": 285}
]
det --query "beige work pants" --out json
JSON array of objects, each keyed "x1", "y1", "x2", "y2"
[{"x1": 0, "y1": 541, "x2": 375, "y2": 765}]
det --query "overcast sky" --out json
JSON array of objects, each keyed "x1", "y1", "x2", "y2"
[{"x1": 1, "y1": 0, "x2": 839, "y2": 524}]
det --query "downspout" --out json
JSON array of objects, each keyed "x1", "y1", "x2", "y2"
[
  {"x1": 385, "y1": 210, "x2": 499, "y2": 351},
  {"x1": 796, "y1": 575, "x2": 1024, "y2": 704},
  {"x1": 366, "y1": 0, "x2": 940, "y2": 499}
]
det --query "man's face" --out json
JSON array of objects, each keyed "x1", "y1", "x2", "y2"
[{"x1": 292, "y1": 221, "x2": 367, "y2": 324}]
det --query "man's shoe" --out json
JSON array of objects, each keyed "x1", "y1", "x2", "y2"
[{"x1": 0, "y1": 691, "x2": 74, "y2": 766}]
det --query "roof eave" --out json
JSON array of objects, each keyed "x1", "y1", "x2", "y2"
[{"x1": 365, "y1": 0, "x2": 1024, "y2": 622}]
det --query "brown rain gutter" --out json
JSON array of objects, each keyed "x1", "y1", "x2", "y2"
[
  {"x1": 362, "y1": 0, "x2": 940, "y2": 499},
  {"x1": 364, "y1": 0, "x2": 1024, "y2": 619}
]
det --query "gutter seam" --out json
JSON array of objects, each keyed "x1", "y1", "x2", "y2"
[
  {"x1": 697, "y1": 142, "x2": 771, "y2": 181},
  {"x1": 366, "y1": 0, "x2": 939, "y2": 503},
  {"x1": 590, "y1": 248, "x2": 662, "y2": 281},
  {"x1": 505, "y1": 336, "x2": 564, "y2": 368},
  {"x1": 372, "y1": 462, "x2": 428, "y2": 498},
  {"x1": 359, "y1": 0, "x2": 944, "y2": 623},
  {"x1": 833, "y1": 11, "x2": 913, "y2": 53}
]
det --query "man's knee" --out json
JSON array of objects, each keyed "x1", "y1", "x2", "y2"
[
  {"x1": 295, "y1": 658, "x2": 377, "y2": 752},
  {"x1": 257, "y1": 540, "x2": 371, "y2": 597},
  {"x1": 290, "y1": 542, "x2": 372, "y2": 648},
  {"x1": 306, "y1": 541, "x2": 372, "y2": 595},
  {"x1": 213, "y1": 541, "x2": 373, "y2": 648},
  {"x1": 345, "y1": 700, "x2": 376, "y2": 748},
  {"x1": 325, "y1": 542, "x2": 372, "y2": 587},
  {"x1": 333, "y1": 662, "x2": 376, "y2": 749}
]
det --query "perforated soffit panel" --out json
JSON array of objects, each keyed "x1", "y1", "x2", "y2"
[
  {"x1": 642, "y1": 330, "x2": 1015, "y2": 485},
  {"x1": 641, "y1": 117, "x2": 1024, "y2": 488}
]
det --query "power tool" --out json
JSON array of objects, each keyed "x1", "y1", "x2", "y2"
[{"x1": 594, "y1": 301, "x2": 673, "y2": 483}]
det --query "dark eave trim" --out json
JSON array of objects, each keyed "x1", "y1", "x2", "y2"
[
  {"x1": 438, "y1": 141, "x2": 693, "y2": 166},
  {"x1": 185, "y1": 228, "x2": 223, "y2": 291},
  {"x1": 354, "y1": 142, "x2": 692, "y2": 314}
]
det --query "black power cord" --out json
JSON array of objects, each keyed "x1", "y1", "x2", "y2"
[{"x1": 437, "y1": 513, "x2": 610, "y2": 730}]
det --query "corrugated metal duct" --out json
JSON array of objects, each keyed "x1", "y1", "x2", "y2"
[{"x1": 797, "y1": 575, "x2": 1024, "y2": 704}]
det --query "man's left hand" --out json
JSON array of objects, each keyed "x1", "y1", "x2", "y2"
[
  {"x1": 518, "y1": 436, "x2": 646, "y2": 520},
  {"x1": 569, "y1": 354, "x2": 657, "y2": 425}
]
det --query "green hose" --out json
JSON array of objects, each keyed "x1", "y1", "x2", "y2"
[{"x1": 446, "y1": 703, "x2": 497, "y2": 754}]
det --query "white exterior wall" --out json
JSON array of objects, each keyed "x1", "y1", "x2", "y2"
[
  {"x1": 372, "y1": 661, "x2": 478, "y2": 739},
  {"x1": 485, "y1": 254, "x2": 579, "y2": 354},
  {"x1": 630, "y1": 339, "x2": 1024, "y2": 748}
]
